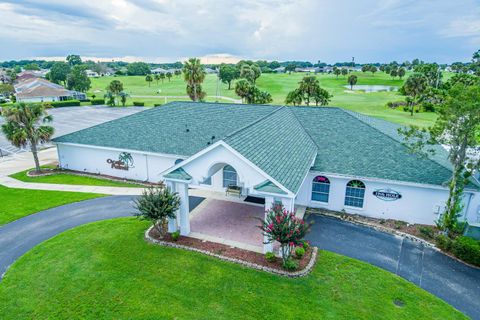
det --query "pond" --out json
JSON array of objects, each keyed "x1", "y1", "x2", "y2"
[{"x1": 344, "y1": 85, "x2": 398, "y2": 92}]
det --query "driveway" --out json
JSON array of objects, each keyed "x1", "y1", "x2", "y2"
[
  {"x1": 0, "y1": 106, "x2": 145, "y2": 155},
  {"x1": 306, "y1": 214, "x2": 480, "y2": 320}
]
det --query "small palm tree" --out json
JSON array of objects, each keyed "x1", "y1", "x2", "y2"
[
  {"x1": 154, "y1": 74, "x2": 160, "y2": 85},
  {"x1": 119, "y1": 92, "x2": 129, "y2": 107},
  {"x1": 1, "y1": 103, "x2": 54, "y2": 173},
  {"x1": 145, "y1": 75, "x2": 153, "y2": 87},
  {"x1": 347, "y1": 74, "x2": 358, "y2": 90},
  {"x1": 183, "y1": 58, "x2": 206, "y2": 101},
  {"x1": 166, "y1": 72, "x2": 172, "y2": 82}
]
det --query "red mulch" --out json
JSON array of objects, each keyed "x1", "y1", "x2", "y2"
[{"x1": 149, "y1": 228, "x2": 313, "y2": 272}]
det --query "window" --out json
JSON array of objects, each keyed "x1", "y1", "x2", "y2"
[
  {"x1": 222, "y1": 165, "x2": 237, "y2": 188},
  {"x1": 312, "y1": 176, "x2": 330, "y2": 203},
  {"x1": 174, "y1": 159, "x2": 183, "y2": 165},
  {"x1": 344, "y1": 180, "x2": 365, "y2": 208}
]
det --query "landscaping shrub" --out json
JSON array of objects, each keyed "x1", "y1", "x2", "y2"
[
  {"x1": 171, "y1": 231, "x2": 180, "y2": 241},
  {"x1": 436, "y1": 234, "x2": 453, "y2": 251},
  {"x1": 394, "y1": 220, "x2": 407, "y2": 230},
  {"x1": 154, "y1": 104, "x2": 162, "y2": 107},
  {"x1": 265, "y1": 252, "x2": 276, "y2": 262},
  {"x1": 386, "y1": 101, "x2": 406, "y2": 109},
  {"x1": 50, "y1": 100, "x2": 81, "y2": 108},
  {"x1": 302, "y1": 240, "x2": 310, "y2": 250},
  {"x1": 91, "y1": 99, "x2": 105, "y2": 105},
  {"x1": 451, "y1": 236, "x2": 480, "y2": 266},
  {"x1": 133, "y1": 101, "x2": 145, "y2": 106},
  {"x1": 419, "y1": 226, "x2": 435, "y2": 239},
  {"x1": 295, "y1": 247, "x2": 305, "y2": 259},
  {"x1": 79, "y1": 99, "x2": 91, "y2": 102},
  {"x1": 282, "y1": 258, "x2": 298, "y2": 271},
  {"x1": 42, "y1": 102, "x2": 53, "y2": 109}
]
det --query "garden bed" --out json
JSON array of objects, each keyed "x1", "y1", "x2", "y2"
[{"x1": 146, "y1": 226, "x2": 317, "y2": 277}]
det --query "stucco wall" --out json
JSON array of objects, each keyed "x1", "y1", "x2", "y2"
[
  {"x1": 56, "y1": 143, "x2": 179, "y2": 182},
  {"x1": 295, "y1": 172, "x2": 480, "y2": 225}
]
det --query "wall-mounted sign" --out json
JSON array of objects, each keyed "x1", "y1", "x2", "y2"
[
  {"x1": 373, "y1": 188, "x2": 402, "y2": 201},
  {"x1": 107, "y1": 152, "x2": 134, "y2": 171}
]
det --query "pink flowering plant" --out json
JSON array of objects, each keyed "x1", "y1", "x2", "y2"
[{"x1": 259, "y1": 204, "x2": 312, "y2": 264}]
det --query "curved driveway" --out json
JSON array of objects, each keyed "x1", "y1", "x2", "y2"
[{"x1": 0, "y1": 197, "x2": 479, "y2": 319}]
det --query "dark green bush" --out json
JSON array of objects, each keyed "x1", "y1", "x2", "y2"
[
  {"x1": 265, "y1": 252, "x2": 276, "y2": 262},
  {"x1": 51, "y1": 100, "x2": 81, "y2": 108},
  {"x1": 91, "y1": 99, "x2": 105, "y2": 105},
  {"x1": 133, "y1": 101, "x2": 145, "y2": 106},
  {"x1": 302, "y1": 240, "x2": 310, "y2": 250},
  {"x1": 79, "y1": 99, "x2": 91, "y2": 102},
  {"x1": 171, "y1": 231, "x2": 180, "y2": 241},
  {"x1": 451, "y1": 236, "x2": 480, "y2": 266},
  {"x1": 436, "y1": 234, "x2": 453, "y2": 251},
  {"x1": 419, "y1": 226, "x2": 435, "y2": 239},
  {"x1": 154, "y1": 104, "x2": 162, "y2": 107},
  {"x1": 282, "y1": 258, "x2": 298, "y2": 271},
  {"x1": 295, "y1": 247, "x2": 305, "y2": 259}
]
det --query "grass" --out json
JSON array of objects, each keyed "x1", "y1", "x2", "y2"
[
  {"x1": 89, "y1": 71, "x2": 441, "y2": 127},
  {"x1": 0, "y1": 185, "x2": 103, "y2": 225},
  {"x1": 9, "y1": 165, "x2": 144, "y2": 188},
  {"x1": 0, "y1": 217, "x2": 466, "y2": 319}
]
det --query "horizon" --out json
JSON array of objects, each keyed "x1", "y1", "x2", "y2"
[{"x1": 0, "y1": 1, "x2": 479, "y2": 64}]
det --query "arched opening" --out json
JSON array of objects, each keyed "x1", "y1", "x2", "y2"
[
  {"x1": 222, "y1": 165, "x2": 238, "y2": 188},
  {"x1": 345, "y1": 180, "x2": 365, "y2": 208},
  {"x1": 312, "y1": 175, "x2": 330, "y2": 203}
]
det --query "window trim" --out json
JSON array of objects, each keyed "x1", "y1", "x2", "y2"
[
  {"x1": 311, "y1": 175, "x2": 330, "y2": 204},
  {"x1": 344, "y1": 180, "x2": 366, "y2": 209}
]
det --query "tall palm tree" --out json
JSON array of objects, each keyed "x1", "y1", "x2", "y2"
[
  {"x1": 347, "y1": 74, "x2": 358, "y2": 90},
  {"x1": 183, "y1": 58, "x2": 206, "y2": 101},
  {"x1": 299, "y1": 75, "x2": 319, "y2": 106},
  {"x1": 154, "y1": 74, "x2": 160, "y2": 85},
  {"x1": 403, "y1": 73, "x2": 428, "y2": 116},
  {"x1": 1, "y1": 103, "x2": 54, "y2": 173}
]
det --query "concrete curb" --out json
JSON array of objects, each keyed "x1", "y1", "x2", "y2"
[{"x1": 144, "y1": 226, "x2": 318, "y2": 278}]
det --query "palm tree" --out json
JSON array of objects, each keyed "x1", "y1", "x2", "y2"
[
  {"x1": 285, "y1": 89, "x2": 303, "y2": 106},
  {"x1": 145, "y1": 75, "x2": 153, "y2": 87},
  {"x1": 1, "y1": 103, "x2": 54, "y2": 173},
  {"x1": 403, "y1": 73, "x2": 428, "y2": 116},
  {"x1": 159, "y1": 73, "x2": 165, "y2": 83},
  {"x1": 183, "y1": 58, "x2": 206, "y2": 101},
  {"x1": 299, "y1": 75, "x2": 319, "y2": 106},
  {"x1": 154, "y1": 74, "x2": 160, "y2": 85},
  {"x1": 166, "y1": 72, "x2": 172, "y2": 82},
  {"x1": 234, "y1": 79, "x2": 251, "y2": 103},
  {"x1": 119, "y1": 92, "x2": 129, "y2": 107},
  {"x1": 347, "y1": 74, "x2": 358, "y2": 90}
]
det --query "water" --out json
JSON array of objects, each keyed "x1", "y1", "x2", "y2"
[{"x1": 344, "y1": 85, "x2": 398, "y2": 92}]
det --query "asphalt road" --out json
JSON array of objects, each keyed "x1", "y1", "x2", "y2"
[
  {"x1": 306, "y1": 214, "x2": 480, "y2": 320},
  {"x1": 0, "y1": 106, "x2": 145, "y2": 155},
  {"x1": 0, "y1": 197, "x2": 478, "y2": 319}
]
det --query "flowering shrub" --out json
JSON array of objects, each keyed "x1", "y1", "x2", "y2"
[{"x1": 259, "y1": 204, "x2": 312, "y2": 264}]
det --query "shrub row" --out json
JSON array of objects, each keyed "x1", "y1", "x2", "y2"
[
  {"x1": 133, "y1": 101, "x2": 145, "y2": 106},
  {"x1": 91, "y1": 99, "x2": 105, "y2": 105},
  {"x1": 436, "y1": 235, "x2": 480, "y2": 266},
  {"x1": 49, "y1": 100, "x2": 81, "y2": 108}
]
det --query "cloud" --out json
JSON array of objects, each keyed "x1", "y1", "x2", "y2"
[{"x1": 0, "y1": 0, "x2": 478, "y2": 63}]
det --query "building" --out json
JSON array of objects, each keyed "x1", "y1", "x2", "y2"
[
  {"x1": 151, "y1": 67, "x2": 167, "y2": 74},
  {"x1": 15, "y1": 78, "x2": 86, "y2": 102},
  {"x1": 53, "y1": 102, "x2": 480, "y2": 234},
  {"x1": 85, "y1": 69, "x2": 100, "y2": 77}
]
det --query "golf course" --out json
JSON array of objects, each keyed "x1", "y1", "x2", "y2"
[{"x1": 88, "y1": 71, "x2": 441, "y2": 127}]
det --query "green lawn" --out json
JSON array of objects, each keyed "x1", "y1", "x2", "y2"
[
  {"x1": 90, "y1": 71, "x2": 442, "y2": 127},
  {"x1": 0, "y1": 185, "x2": 104, "y2": 225},
  {"x1": 0, "y1": 218, "x2": 466, "y2": 319},
  {"x1": 9, "y1": 165, "x2": 144, "y2": 188}
]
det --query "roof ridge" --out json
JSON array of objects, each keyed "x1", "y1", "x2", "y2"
[
  {"x1": 339, "y1": 108, "x2": 453, "y2": 182},
  {"x1": 287, "y1": 106, "x2": 321, "y2": 151},
  {"x1": 222, "y1": 106, "x2": 287, "y2": 140}
]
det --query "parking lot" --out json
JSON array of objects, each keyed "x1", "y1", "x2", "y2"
[{"x1": 0, "y1": 106, "x2": 146, "y2": 156}]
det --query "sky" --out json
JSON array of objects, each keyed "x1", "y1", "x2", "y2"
[{"x1": 0, "y1": 0, "x2": 479, "y2": 64}]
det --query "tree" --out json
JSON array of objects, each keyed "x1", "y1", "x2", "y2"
[
  {"x1": 49, "y1": 62, "x2": 70, "y2": 85},
  {"x1": 370, "y1": 66, "x2": 378, "y2": 76},
  {"x1": 333, "y1": 67, "x2": 341, "y2": 78},
  {"x1": 174, "y1": 70, "x2": 182, "y2": 77},
  {"x1": 234, "y1": 79, "x2": 271, "y2": 104},
  {"x1": 390, "y1": 68, "x2": 398, "y2": 79},
  {"x1": 361, "y1": 65, "x2": 370, "y2": 73},
  {"x1": 398, "y1": 67, "x2": 406, "y2": 79},
  {"x1": 183, "y1": 58, "x2": 206, "y2": 102},
  {"x1": 285, "y1": 63, "x2": 296, "y2": 74},
  {"x1": 24, "y1": 63, "x2": 40, "y2": 71},
  {"x1": 234, "y1": 79, "x2": 250, "y2": 103},
  {"x1": 104, "y1": 91, "x2": 115, "y2": 106},
  {"x1": 159, "y1": 73, "x2": 165, "y2": 83},
  {"x1": 106, "y1": 80, "x2": 124, "y2": 106},
  {"x1": 134, "y1": 186, "x2": 181, "y2": 237},
  {"x1": 285, "y1": 89, "x2": 303, "y2": 106},
  {"x1": 398, "y1": 84, "x2": 480, "y2": 235},
  {"x1": 313, "y1": 87, "x2": 332, "y2": 106},
  {"x1": 166, "y1": 72, "x2": 172, "y2": 82},
  {"x1": 145, "y1": 74, "x2": 153, "y2": 87},
  {"x1": 299, "y1": 75, "x2": 320, "y2": 106},
  {"x1": 341, "y1": 68, "x2": 348, "y2": 77},
  {"x1": 219, "y1": 64, "x2": 238, "y2": 89},
  {"x1": 402, "y1": 73, "x2": 428, "y2": 115},
  {"x1": 259, "y1": 203, "x2": 311, "y2": 265},
  {"x1": 127, "y1": 62, "x2": 151, "y2": 76},
  {"x1": 119, "y1": 92, "x2": 129, "y2": 107},
  {"x1": 347, "y1": 74, "x2": 358, "y2": 90},
  {"x1": 414, "y1": 63, "x2": 442, "y2": 88},
  {"x1": 1, "y1": 103, "x2": 54, "y2": 173},
  {"x1": 66, "y1": 65, "x2": 91, "y2": 92},
  {"x1": 154, "y1": 74, "x2": 160, "y2": 85},
  {"x1": 0, "y1": 84, "x2": 14, "y2": 96},
  {"x1": 66, "y1": 54, "x2": 82, "y2": 66}
]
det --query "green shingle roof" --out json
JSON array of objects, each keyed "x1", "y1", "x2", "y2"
[
  {"x1": 254, "y1": 180, "x2": 287, "y2": 195},
  {"x1": 54, "y1": 101, "x2": 460, "y2": 191},
  {"x1": 163, "y1": 168, "x2": 192, "y2": 181}
]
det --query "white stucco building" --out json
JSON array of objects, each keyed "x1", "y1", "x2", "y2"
[{"x1": 53, "y1": 102, "x2": 480, "y2": 238}]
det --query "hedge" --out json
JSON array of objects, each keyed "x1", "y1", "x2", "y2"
[
  {"x1": 436, "y1": 235, "x2": 480, "y2": 266},
  {"x1": 154, "y1": 104, "x2": 162, "y2": 107},
  {"x1": 91, "y1": 99, "x2": 105, "y2": 105},
  {"x1": 50, "y1": 100, "x2": 81, "y2": 108},
  {"x1": 133, "y1": 101, "x2": 145, "y2": 106}
]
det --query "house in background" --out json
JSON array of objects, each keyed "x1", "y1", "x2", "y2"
[
  {"x1": 85, "y1": 69, "x2": 100, "y2": 77},
  {"x1": 15, "y1": 78, "x2": 86, "y2": 102},
  {"x1": 53, "y1": 101, "x2": 480, "y2": 240},
  {"x1": 151, "y1": 67, "x2": 167, "y2": 74}
]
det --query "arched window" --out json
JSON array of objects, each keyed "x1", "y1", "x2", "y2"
[
  {"x1": 312, "y1": 176, "x2": 330, "y2": 203},
  {"x1": 222, "y1": 165, "x2": 237, "y2": 188},
  {"x1": 344, "y1": 180, "x2": 365, "y2": 208},
  {"x1": 174, "y1": 159, "x2": 183, "y2": 165}
]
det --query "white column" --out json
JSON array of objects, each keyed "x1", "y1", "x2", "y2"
[
  {"x1": 166, "y1": 180, "x2": 178, "y2": 233},
  {"x1": 263, "y1": 196, "x2": 274, "y2": 254},
  {"x1": 176, "y1": 181, "x2": 190, "y2": 235},
  {"x1": 281, "y1": 197, "x2": 295, "y2": 212}
]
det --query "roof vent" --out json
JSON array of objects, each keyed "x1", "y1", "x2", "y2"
[
  {"x1": 211, "y1": 135, "x2": 215, "y2": 140},
  {"x1": 185, "y1": 124, "x2": 190, "y2": 133},
  {"x1": 207, "y1": 141, "x2": 211, "y2": 145}
]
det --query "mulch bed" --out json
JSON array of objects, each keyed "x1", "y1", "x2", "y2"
[{"x1": 148, "y1": 227, "x2": 314, "y2": 274}]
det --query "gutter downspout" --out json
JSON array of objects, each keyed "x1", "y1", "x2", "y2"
[{"x1": 463, "y1": 192, "x2": 474, "y2": 222}]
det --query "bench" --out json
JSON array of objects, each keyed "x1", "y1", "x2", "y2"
[{"x1": 226, "y1": 185, "x2": 242, "y2": 197}]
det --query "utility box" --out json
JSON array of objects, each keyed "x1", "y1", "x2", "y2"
[{"x1": 463, "y1": 222, "x2": 480, "y2": 240}]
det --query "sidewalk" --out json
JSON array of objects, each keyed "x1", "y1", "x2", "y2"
[{"x1": 0, "y1": 148, "x2": 144, "y2": 195}]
